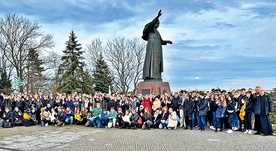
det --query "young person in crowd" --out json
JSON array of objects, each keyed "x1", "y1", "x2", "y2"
[
  {"x1": 167, "y1": 108, "x2": 177, "y2": 129},
  {"x1": 142, "y1": 108, "x2": 152, "y2": 130},
  {"x1": 215, "y1": 96, "x2": 227, "y2": 132},
  {"x1": 2, "y1": 107, "x2": 14, "y2": 127},
  {"x1": 197, "y1": 92, "x2": 209, "y2": 131},
  {"x1": 100, "y1": 109, "x2": 109, "y2": 128},
  {"x1": 65, "y1": 106, "x2": 74, "y2": 125},
  {"x1": 130, "y1": 109, "x2": 139, "y2": 129},
  {"x1": 183, "y1": 94, "x2": 194, "y2": 130},
  {"x1": 152, "y1": 108, "x2": 162, "y2": 128},
  {"x1": 244, "y1": 91, "x2": 254, "y2": 134},
  {"x1": 108, "y1": 107, "x2": 117, "y2": 128},
  {"x1": 226, "y1": 95, "x2": 235, "y2": 133},
  {"x1": 14, "y1": 107, "x2": 23, "y2": 125},
  {"x1": 90, "y1": 103, "x2": 103, "y2": 128},
  {"x1": 179, "y1": 91, "x2": 187, "y2": 128},
  {"x1": 121, "y1": 110, "x2": 131, "y2": 129},
  {"x1": 49, "y1": 108, "x2": 57, "y2": 124},
  {"x1": 159, "y1": 106, "x2": 169, "y2": 129},
  {"x1": 116, "y1": 108, "x2": 124, "y2": 128},
  {"x1": 40, "y1": 108, "x2": 50, "y2": 127},
  {"x1": 55, "y1": 107, "x2": 66, "y2": 127},
  {"x1": 141, "y1": 94, "x2": 153, "y2": 114}
]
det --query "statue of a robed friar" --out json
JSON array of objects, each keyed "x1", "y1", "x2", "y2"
[{"x1": 142, "y1": 10, "x2": 173, "y2": 82}]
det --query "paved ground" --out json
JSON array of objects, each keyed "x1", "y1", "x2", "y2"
[{"x1": 0, "y1": 125, "x2": 275, "y2": 151}]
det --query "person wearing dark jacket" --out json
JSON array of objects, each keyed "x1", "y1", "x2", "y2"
[
  {"x1": 3, "y1": 96, "x2": 13, "y2": 112},
  {"x1": 130, "y1": 109, "x2": 139, "y2": 129},
  {"x1": 13, "y1": 96, "x2": 23, "y2": 112},
  {"x1": 142, "y1": 108, "x2": 152, "y2": 130},
  {"x1": 226, "y1": 95, "x2": 235, "y2": 133},
  {"x1": 159, "y1": 106, "x2": 169, "y2": 129},
  {"x1": 152, "y1": 108, "x2": 162, "y2": 128},
  {"x1": 216, "y1": 96, "x2": 227, "y2": 132},
  {"x1": 244, "y1": 91, "x2": 254, "y2": 134},
  {"x1": 183, "y1": 95, "x2": 194, "y2": 130},
  {"x1": 171, "y1": 92, "x2": 180, "y2": 112},
  {"x1": 197, "y1": 93, "x2": 209, "y2": 131},
  {"x1": 55, "y1": 107, "x2": 66, "y2": 127},
  {"x1": 2, "y1": 107, "x2": 14, "y2": 126},
  {"x1": 210, "y1": 95, "x2": 218, "y2": 130},
  {"x1": 14, "y1": 107, "x2": 23, "y2": 125},
  {"x1": 253, "y1": 88, "x2": 274, "y2": 136},
  {"x1": 237, "y1": 88, "x2": 248, "y2": 131}
]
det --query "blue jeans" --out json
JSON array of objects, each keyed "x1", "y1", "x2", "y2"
[
  {"x1": 101, "y1": 118, "x2": 108, "y2": 127},
  {"x1": 198, "y1": 115, "x2": 206, "y2": 129},
  {"x1": 232, "y1": 112, "x2": 240, "y2": 129},
  {"x1": 192, "y1": 111, "x2": 199, "y2": 127},
  {"x1": 212, "y1": 112, "x2": 221, "y2": 128},
  {"x1": 228, "y1": 113, "x2": 234, "y2": 129},
  {"x1": 65, "y1": 116, "x2": 73, "y2": 124},
  {"x1": 90, "y1": 117, "x2": 102, "y2": 128},
  {"x1": 159, "y1": 120, "x2": 168, "y2": 129}
]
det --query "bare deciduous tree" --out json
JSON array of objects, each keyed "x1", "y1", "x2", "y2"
[
  {"x1": 85, "y1": 38, "x2": 103, "y2": 72},
  {"x1": 0, "y1": 14, "x2": 54, "y2": 92},
  {"x1": 104, "y1": 37, "x2": 145, "y2": 93}
]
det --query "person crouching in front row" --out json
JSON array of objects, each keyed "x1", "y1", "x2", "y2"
[
  {"x1": 107, "y1": 107, "x2": 117, "y2": 128},
  {"x1": 167, "y1": 108, "x2": 177, "y2": 129},
  {"x1": 142, "y1": 108, "x2": 153, "y2": 130},
  {"x1": 55, "y1": 107, "x2": 66, "y2": 127},
  {"x1": 90, "y1": 103, "x2": 103, "y2": 128}
]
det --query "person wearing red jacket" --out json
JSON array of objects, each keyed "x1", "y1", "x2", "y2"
[{"x1": 141, "y1": 95, "x2": 153, "y2": 114}]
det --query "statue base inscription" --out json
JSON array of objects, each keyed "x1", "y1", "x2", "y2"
[{"x1": 136, "y1": 81, "x2": 171, "y2": 96}]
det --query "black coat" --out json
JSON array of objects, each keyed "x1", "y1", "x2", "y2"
[
  {"x1": 171, "y1": 96, "x2": 180, "y2": 111},
  {"x1": 3, "y1": 111, "x2": 14, "y2": 120},
  {"x1": 184, "y1": 100, "x2": 194, "y2": 117},
  {"x1": 245, "y1": 96, "x2": 254, "y2": 113},
  {"x1": 253, "y1": 93, "x2": 274, "y2": 115},
  {"x1": 160, "y1": 112, "x2": 169, "y2": 120}
]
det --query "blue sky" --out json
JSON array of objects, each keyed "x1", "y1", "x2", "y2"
[{"x1": 1, "y1": 0, "x2": 276, "y2": 91}]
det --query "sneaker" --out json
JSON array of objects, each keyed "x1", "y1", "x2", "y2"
[
  {"x1": 210, "y1": 126, "x2": 214, "y2": 129},
  {"x1": 226, "y1": 129, "x2": 233, "y2": 134},
  {"x1": 217, "y1": 128, "x2": 221, "y2": 131},
  {"x1": 244, "y1": 130, "x2": 249, "y2": 134},
  {"x1": 248, "y1": 130, "x2": 252, "y2": 134},
  {"x1": 233, "y1": 127, "x2": 239, "y2": 131},
  {"x1": 45, "y1": 123, "x2": 48, "y2": 127}
]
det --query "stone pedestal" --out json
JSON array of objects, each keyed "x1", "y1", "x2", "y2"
[{"x1": 136, "y1": 81, "x2": 171, "y2": 96}]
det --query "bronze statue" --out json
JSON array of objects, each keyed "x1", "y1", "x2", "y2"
[{"x1": 142, "y1": 10, "x2": 172, "y2": 82}]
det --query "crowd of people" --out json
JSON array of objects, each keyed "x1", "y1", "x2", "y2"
[{"x1": 0, "y1": 86, "x2": 274, "y2": 136}]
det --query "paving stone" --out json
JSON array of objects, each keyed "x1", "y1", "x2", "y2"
[{"x1": 0, "y1": 126, "x2": 275, "y2": 151}]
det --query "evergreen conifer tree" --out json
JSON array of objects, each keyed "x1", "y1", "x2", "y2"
[
  {"x1": 92, "y1": 53, "x2": 113, "y2": 93},
  {"x1": 57, "y1": 30, "x2": 93, "y2": 94},
  {"x1": 0, "y1": 69, "x2": 12, "y2": 93}
]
